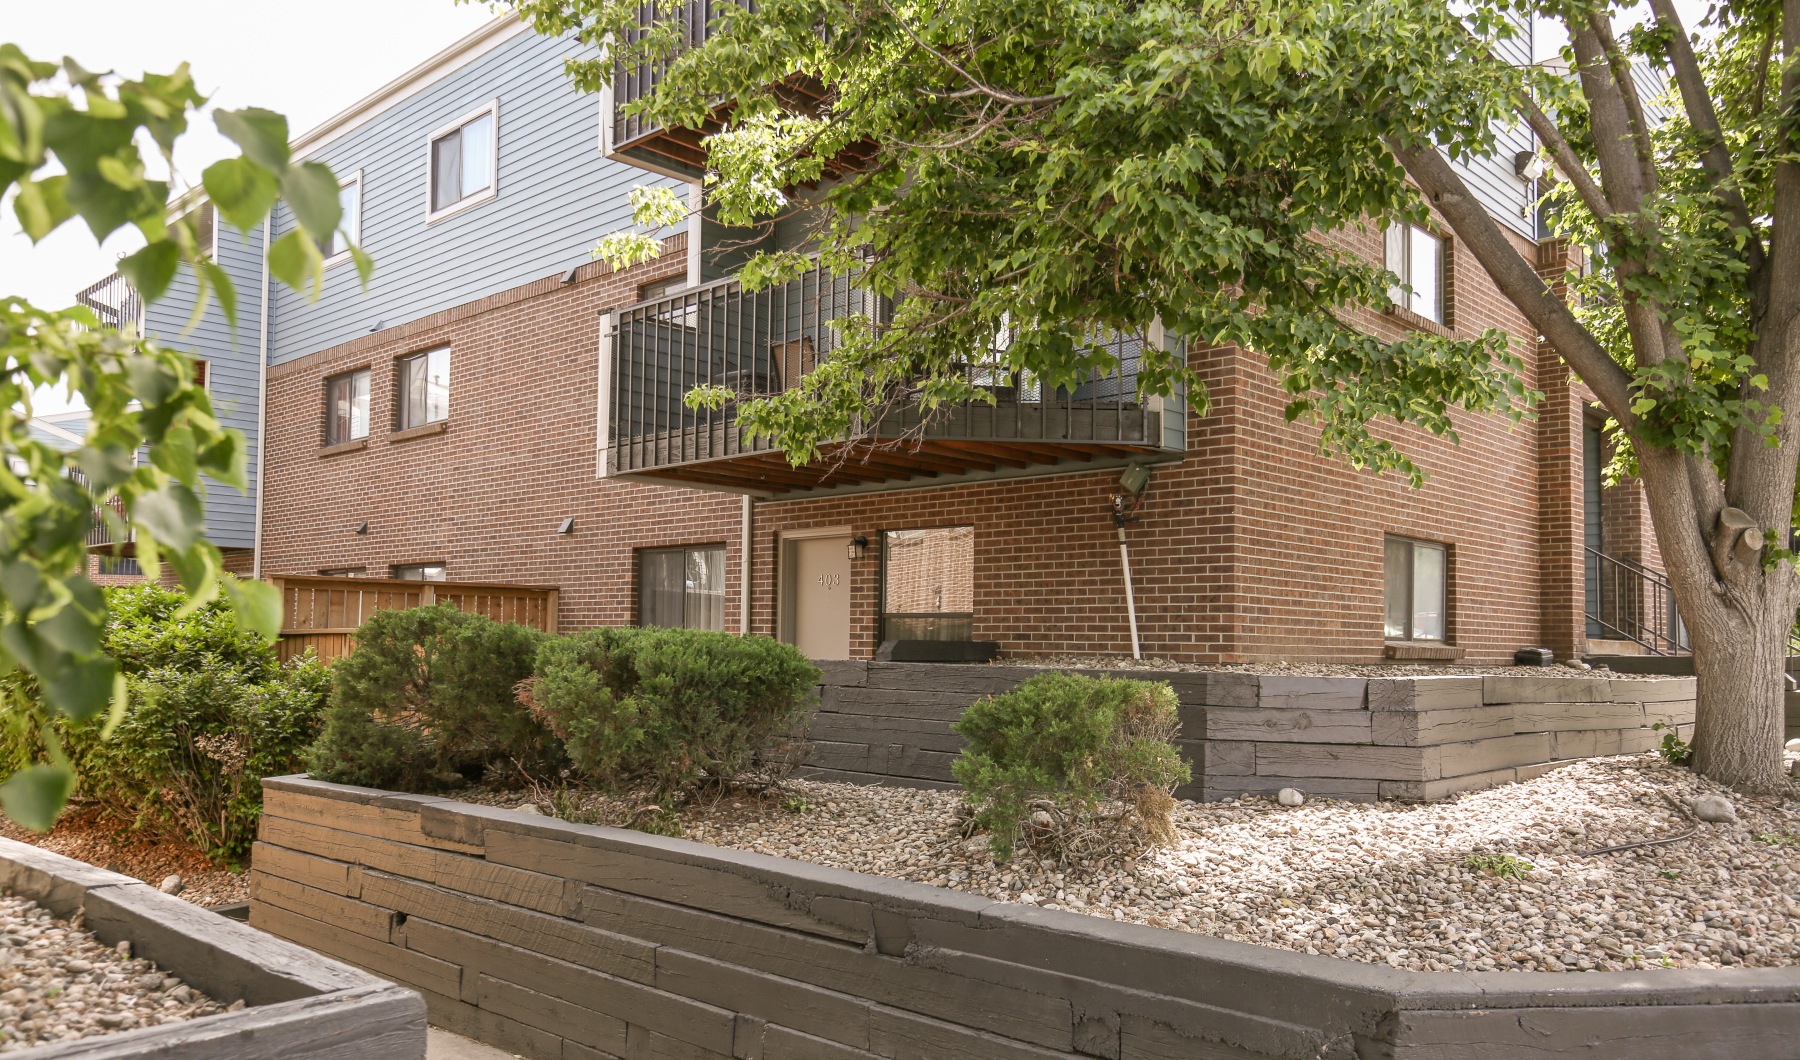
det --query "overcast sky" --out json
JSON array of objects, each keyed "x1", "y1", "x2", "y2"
[{"x1": 1, "y1": 0, "x2": 499, "y2": 411}]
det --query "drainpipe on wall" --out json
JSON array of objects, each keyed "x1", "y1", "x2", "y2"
[
  {"x1": 1111, "y1": 464, "x2": 1151, "y2": 661},
  {"x1": 1117, "y1": 525, "x2": 1142, "y2": 661},
  {"x1": 250, "y1": 214, "x2": 273, "y2": 579},
  {"x1": 740, "y1": 496, "x2": 753, "y2": 635}
]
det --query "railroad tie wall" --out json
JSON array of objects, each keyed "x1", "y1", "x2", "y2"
[
  {"x1": 251, "y1": 775, "x2": 1800, "y2": 1060},
  {"x1": 800, "y1": 663, "x2": 1698, "y2": 801}
]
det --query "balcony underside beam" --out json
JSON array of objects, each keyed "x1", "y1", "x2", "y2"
[{"x1": 614, "y1": 437, "x2": 1171, "y2": 496}]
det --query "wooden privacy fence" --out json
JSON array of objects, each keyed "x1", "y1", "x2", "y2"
[{"x1": 269, "y1": 574, "x2": 559, "y2": 664}]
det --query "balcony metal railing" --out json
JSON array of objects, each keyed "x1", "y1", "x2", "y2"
[
  {"x1": 65, "y1": 468, "x2": 129, "y2": 551},
  {"x1": 1584, "y1": 546, "x2": 1687, "y2": 656},
  {"x1": 605, "y1": 263, "x2": 1179, "y2": 492},
  {"x1": 613, "y1": 0, "x2": 746, "y2": 151},
  {"x1": 75, "y1": 273, "x2": 142, "y2": 334}
]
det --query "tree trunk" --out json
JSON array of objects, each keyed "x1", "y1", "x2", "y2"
[{"x1": 1686, "y1": 589, "x2": 1792, "y2": 792}]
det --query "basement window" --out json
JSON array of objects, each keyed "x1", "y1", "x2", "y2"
[
  {"x1": 638, "y1": 546, "x2": 725, "y2": 630},
  {"x1": 393, "y1": 564, "x2": 447, "y2": 582},
  {"x1": 1384, "y1": 536, "x2": 1448, "y2": 642},
  {"x1": 882, "y1": 526, "x2": 974, "y2": 641}
]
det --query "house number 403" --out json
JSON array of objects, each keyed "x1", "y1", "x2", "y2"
[{"x1": 816, "y1": 573, "x2": 841, "y2": 591}]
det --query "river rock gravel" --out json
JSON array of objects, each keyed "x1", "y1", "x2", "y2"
[
  {"x1": 0, "y1": 894, "x2": 226, "y2": 1051},
  {"x1": 470, "y1": 749, "x2": 1800, "y2": 973}
]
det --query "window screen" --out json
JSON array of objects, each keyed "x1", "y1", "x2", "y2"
[
  {"x1": 882, "y1": 526, "x2": 974, "y2": 641},
  {"x1": 1383, "y1": 536, "x2": 1448, "y2": 642},
  {"x1": 326, "y1": 368, "x2": 370, "y2": 444},
  {"x1": 1384, "y1": 223, "x2": 1446, "y2": 324},
  {"x1": 638, "y1": 547, "x2": 726, "y2": 630},
  {"x1": 398, "y1": 348, "x2": 449, "y2": 429},
  {"x1": 431, "y1": 112, "x2": 495, "y2": 213}
]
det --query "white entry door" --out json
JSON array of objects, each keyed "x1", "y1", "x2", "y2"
[{"x1": 785, "y1": 534, "x2": 852, "y2": 660}]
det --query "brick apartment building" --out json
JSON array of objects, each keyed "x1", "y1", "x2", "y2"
[{"x1": 77, "y1": 12, "x2": 1671, "y2": 665}]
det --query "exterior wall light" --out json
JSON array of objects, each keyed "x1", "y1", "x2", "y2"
[{"x1": 847, "y1": 535, "x2": 869, "y2": 561}]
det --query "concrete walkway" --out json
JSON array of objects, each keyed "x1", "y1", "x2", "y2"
[{"x1": 426, "y1": 1027, "x2": 517, "y2": 1059}]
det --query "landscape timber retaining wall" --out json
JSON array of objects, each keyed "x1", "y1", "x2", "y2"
[
  {"x1": 0, "y1": 836, "x2": 424, "y2": 1059},
  {"x1": 252, "y1": 775, "x2": 1800, "y2": 1060},
  {"x1": 801, "y1": 662, "x2": 1700, "y2": 801}
]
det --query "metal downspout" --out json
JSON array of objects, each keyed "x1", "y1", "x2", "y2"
[{"x1": 250, "y1": 215, "x2": 272, "y2": 579}]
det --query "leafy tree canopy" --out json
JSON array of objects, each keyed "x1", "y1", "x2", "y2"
[
  {"x1": 0, "y1": 45, "x2": 357, "y2": 825},
  {"x1": 522, "y1": 0, "x2": 1800, "y2": 790}
]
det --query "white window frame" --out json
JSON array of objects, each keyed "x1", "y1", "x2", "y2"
[
  {"x1": 205, "y1": 202, "x2": 220, "y2": 261},
  {"x1": 424, "y1": 100, "x2": 500, "y2": 224},
  {"x1": 1384, "y1": 222, "x2": 1447, "y2": 326},
  {"x1": 323, "y1": 170, "x2": 363, "y2": 268}
]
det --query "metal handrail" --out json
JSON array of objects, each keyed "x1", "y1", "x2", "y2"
[
  {"x1": 614, "y1": 0, "x2": 753, "y2": 148},
  {"x1": 1584, "y1": 545, "x2": 1687, "y2": 656}
]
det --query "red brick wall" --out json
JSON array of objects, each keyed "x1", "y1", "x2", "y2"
[
  {"x1": 257, "y1": 218, "x2": 1643, "y2": 664},
  {"x1": 258, "y1": 235, "x2": 750, "y2": 632}
]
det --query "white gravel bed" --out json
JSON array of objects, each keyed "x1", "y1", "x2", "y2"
[
  {"x1": 997, "y1": 654, "x2": 1643, "y2": 678},
  {"x1": 474, "y1": 750, "x2": 1800, "y2": 973},
  {"x1": 0, "y1": 894, "x2": 230, "y2": 1051}
]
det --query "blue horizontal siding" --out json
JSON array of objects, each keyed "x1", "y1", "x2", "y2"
[
  {"x1": 267, "y1": 28, "x2": 683, "y2": 367},
  {"x1": 142, "y1": 220, "x2": 265, "y2": 550},
  {"x1": 1453, "y1": 12, "x2": 1536, "y2": 239}
]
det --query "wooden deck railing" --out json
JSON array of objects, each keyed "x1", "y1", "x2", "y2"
[{"x1": 269, "y1": 574, "x2": 559, "y2": 664}]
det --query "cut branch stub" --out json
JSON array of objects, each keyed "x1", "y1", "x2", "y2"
[{"x1": 1717, "y1": 507, "x2": 1764, "y2": 565}]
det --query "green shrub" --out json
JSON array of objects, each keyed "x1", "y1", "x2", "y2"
[
  {"x1": 521, "y1": 627, "x2": 819, "y2": 799},
  {"x1": 0, "y1": 584, "x2": 328, "y2": 863},
  {"x1": 73, "y1": 656, "x2": 329, "y2": 862},
  {"x1": 952, "y1": 673, "x2": 1191, "y2": 862},
  {"x1": 307, "y1": 604, "x2": 559, "y2": 790}
]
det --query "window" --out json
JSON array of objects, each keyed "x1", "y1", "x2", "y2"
[
  {"x1": 326, "y1": 368, "x2": 371, "y2": 444},
  {"x1": 1384, "y1": 223, "x2": 1446, "y2": 325},
  {"x1": 882, "y1": 526, "x2": 974, "y2": 641},
  {"x1": 319, "y1": 567, "x2": 367, "y2": 577},
  {"x1": 97, "y1": 556, "x2": 141, "y2": 577},
  {"x1": 428, "y1": 104, "x2": 497, "y2": 217},
  {"x1": 1384, "y1": 536, "x2": 1448, "y2": 642},
  {"x1": 639, "y1": 277, "x2": 684, "y2": 302},
  {"x1": 318, "y1": 175, "x2": 361, "y2": 260},
  {"x1": 393, "y1": 564, "x2": 447, "y2": 582},
  {"x1": 638, "y1": 547, "x2": 725, "y2": 630},
  {"x1": 192, "y1": 359, "x2": 210, "y2": 390},
  {"x1": 396, "y1": 348, "x2": 449, "y2": 429}
]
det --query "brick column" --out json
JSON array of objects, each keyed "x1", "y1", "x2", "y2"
[{"x1": 1535, "y1": 239, "x2": 1587, "y2": 662}]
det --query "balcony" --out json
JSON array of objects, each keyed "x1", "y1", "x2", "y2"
[
  {"x1": 609, "y1": 0, "x2": 874, "y2": 179},
  {"x1": 75, "y1": 273, "x2": 142, "y2": 334},
  {"x1": 603, "y1": 265, "x2": 1186, "y2": 496}
]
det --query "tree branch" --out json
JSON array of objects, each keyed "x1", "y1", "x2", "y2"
[
  {"x1": 1384, "y1": 138, "x2": 1637, "y2": 428},
  {"x1": 1647, "y1": 0, "x2": 1768, "y2": 290},
  {"x1": 1519, "y1": 93, "x2": 1612, "y2": 221},
  {"x1": 1587, "y1": 13, "x2": 1660, "y2": 197}
]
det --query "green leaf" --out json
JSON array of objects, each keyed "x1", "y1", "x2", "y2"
[
  {"x1": 150, "y1": 423, "x2": 199, "y2": 482},
  {"x1": 0, "y1": 765, "x2": 74, "y2": 832},
  {"x1": 224, "y1": 577, "x2": 283, "y2": 644},
  {"x1": 280, "y1": 161, "x2": 342, "y2": 239},
  {"x1": 267, "y1": 229, "x2": 324, "y2": 295},
  {"x1": 98, "y1": 672, "x2": 128, "y2": 741},
  {"x1": 350, "y1": 243, "x2": 376, "y2": 287},
  {"x1": 42, "y1": 654, "x2": 118, "y2": 722},
  {"x1": 201, "y1": 157, "x2": 280, "y2": 231},
  {"x1": 12, "y1": 175, "x2": 71, "y2": 241},
  {"x1": 213, "y1": 107, "x2": 290, "y2": 174},
  {"x1": 117, "y1": 240, "x2": 180, "y2": 305},
  {"x1": 128, "y1": 482, "x2": 203, "y2": 551}
]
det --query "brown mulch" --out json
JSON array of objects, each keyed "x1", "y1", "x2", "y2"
[{"x1": 0, "y1": 807, "x2": 247, "y2": 909}]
